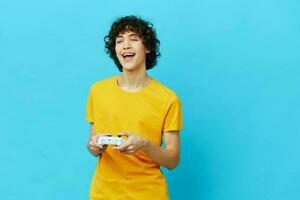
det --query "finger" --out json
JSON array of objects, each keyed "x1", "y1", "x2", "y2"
[
  {"x1": 121, "y1": 150, "x2": 135, "y2": 154},
  {"x1": 119, "y1": 145, "x2": 137, "y2": 153},
  {"x1": 90, "y1": 144, "x2": 107, "y2": 151},
  {"x1": 117, "y1": 131, "x2": 131, "y2": 137},
  {"x1": 89, "y1": 139, "x2": 100, "y2": 148},
  {"x1": 98, "y1": 144, "x2": 108, "y2": 151},
  {"x1": 88, "y1": 140, "x2": 95, "y2": 149},
  {"x1": 119, "y1": 145, "x2": 134, "y2": 151},
  {"x1": 88, "y1": 147, "x2": 102, "y2": 155},
  {"x1": 113, "y1": 140, "x2": 132, "y2": 151},
  {"x1": 91, "y1": 146, "x2": 104, "y2": 153},
  {"x1": 88, "y1": 145, "x2": 99, "y2": 152},
  {"x1": 87, "y1": 140, "x2": 99, "y2": 150},
  {"x1": 88, "y1": 141, "x2": 104, "y2": 150},
  {"x1": 90, "y1": 150, "x2": 102, "y2": 156},
  {"x1": 91, "y1": 135, "x2": 99, "y2": 146}
]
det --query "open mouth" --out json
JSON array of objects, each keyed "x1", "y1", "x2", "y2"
[{"x1": 122, "y1": 52, "x2": 136, "y2": 62}]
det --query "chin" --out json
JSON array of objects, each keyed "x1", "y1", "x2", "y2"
[{"x1": 122, "y1": 64, "x2": 138, "y2": 71}]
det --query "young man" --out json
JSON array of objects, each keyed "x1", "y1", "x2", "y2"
[{"x1": 85, "y1": 15, "x2": 183, "y2": 200}]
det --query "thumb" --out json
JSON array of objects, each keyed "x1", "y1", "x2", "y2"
[
  {"x1": 91, "y1": 135, "x2": 99, "y2": 145},
  {"x1": 117, "y1": 131, "x2": 131, "y2": 137}
]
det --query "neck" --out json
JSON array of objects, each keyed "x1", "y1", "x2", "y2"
[{"x1": 118, "y1": 68, "x2": 151, "y2": 92}]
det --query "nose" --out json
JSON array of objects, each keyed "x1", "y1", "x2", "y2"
[{"x1": 123, "y1": 38, "x2": 132, "y2": 49}]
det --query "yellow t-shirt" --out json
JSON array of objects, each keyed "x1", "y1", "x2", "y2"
[{"x1": 85, "y1": 75, "x2": 183, "y2": 200}]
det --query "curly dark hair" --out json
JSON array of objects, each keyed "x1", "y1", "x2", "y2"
[{"x1": 104, "y1": 15, "x2": 161, "y2": 72}]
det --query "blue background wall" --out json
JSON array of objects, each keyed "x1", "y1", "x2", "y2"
[{"x1": 1, "y1": 0, "x2": 299, "y2": 199}]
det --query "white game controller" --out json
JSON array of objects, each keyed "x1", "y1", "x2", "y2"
[{"x1": 97, "y1": 136, "x2": 125, "y2": 146}]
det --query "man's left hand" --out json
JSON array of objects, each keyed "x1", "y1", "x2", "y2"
[{"x1": 113, "y1": 132, "x2": 149, "y2": 154}]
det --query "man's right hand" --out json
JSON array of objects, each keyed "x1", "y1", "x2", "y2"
[{"x1": 87, "y1": 134, "x2": 111, "y2": 157}]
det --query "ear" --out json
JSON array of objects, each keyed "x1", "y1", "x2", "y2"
[{"x1": 145, "y1": 49, "x2": 150, "y2": 54}]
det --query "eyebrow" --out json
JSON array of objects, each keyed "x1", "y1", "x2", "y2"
[
  {"x1": 116, "y1": 33, "x2": 139, "y2": 39},
  {"x1": 129, "y1": 33, "x2": 138, "y2": 37}
]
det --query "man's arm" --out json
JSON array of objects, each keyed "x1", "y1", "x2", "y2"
[
  {"x1": 89, "y1": 122, "x2": 96, "y2": 138},
  {"x1": 142, "y1": 131, "x2": 180, "y2": 170},
  {"x1": 87, "y1": 123, "x2": 108, "y2": 156}
]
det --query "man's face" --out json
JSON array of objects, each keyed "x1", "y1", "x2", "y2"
[{"x1": 115, "y1": 30, "x2": 150, "y2": 71}]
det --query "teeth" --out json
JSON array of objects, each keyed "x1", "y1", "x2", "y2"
[{"x1": 122, "y1": 53, "x2": 135, "y2": 57}]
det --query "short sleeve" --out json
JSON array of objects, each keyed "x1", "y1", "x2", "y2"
[
  {"x1": 85, "y1": 86, "x2": 94, "y2": 123},
  {"x1": 162, "y1": 95, "x2": 183, "y2": 132}
]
